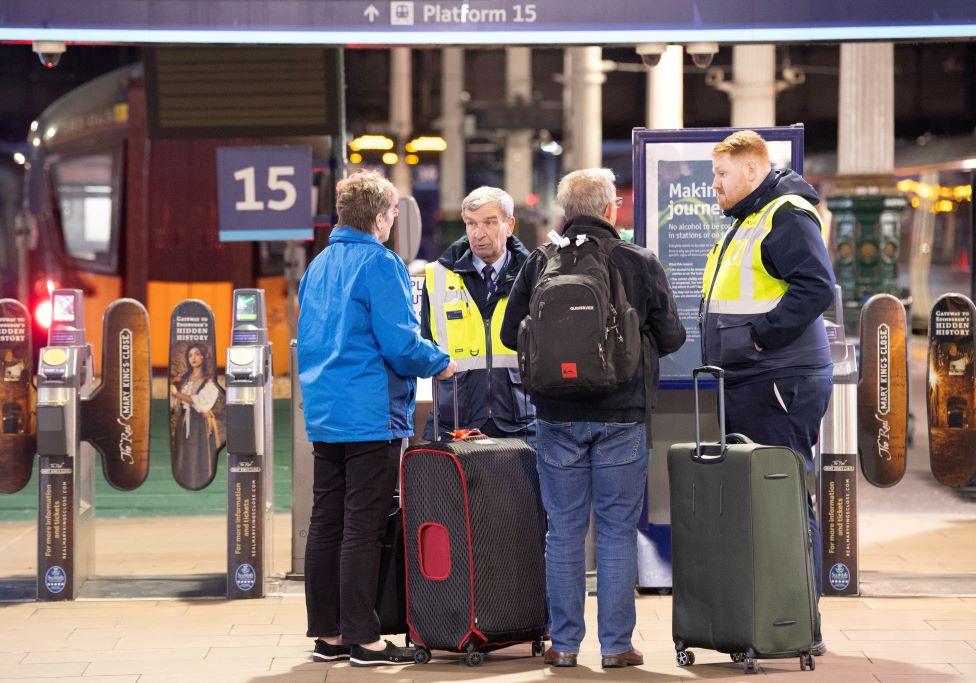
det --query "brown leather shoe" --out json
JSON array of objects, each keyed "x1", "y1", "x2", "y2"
[
  {"x1": 601, "y1": 647, "x2": 644, "y2": 668},
  {"x1": 543, "y1": 648, "x2": 577, "y2": 667}
]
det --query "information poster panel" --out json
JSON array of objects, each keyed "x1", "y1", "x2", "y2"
[{"x1": 633, "y1": 126, "x2": 804, "y2": 385}]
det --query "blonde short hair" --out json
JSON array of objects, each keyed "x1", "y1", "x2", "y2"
[
  {"x1": 712, "y1": 130, "x2": 770, "y2": 163},
  {"x1": 336, "y1": 170, "x2": 399, "y2": 232},
  {"x1": 556, "y1": 168, "x2": 616, "y2": 220}
]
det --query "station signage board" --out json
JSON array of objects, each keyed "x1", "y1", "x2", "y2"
[
  {"x1": 632, "y1": 125, "x2": 804, "y2": 386},
  {"x1": 1, "y1": 0, "x2": 974, "y2": 44},
  {"x1": 216, "y1": 145, "x2": 313, "y2": 242}
]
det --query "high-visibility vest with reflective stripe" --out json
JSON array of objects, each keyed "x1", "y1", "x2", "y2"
[
  {"x1": 425, "y1": 262, "x2": 518, "y2": 372},
  {"x1": 701, "y1": 194, "x2": 825, "y2": 316}
]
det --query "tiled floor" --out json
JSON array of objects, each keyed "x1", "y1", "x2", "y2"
[{"x1": 2, "y1": 592, "x2": 976, "y2": 681}]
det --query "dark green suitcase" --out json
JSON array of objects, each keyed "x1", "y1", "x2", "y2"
[{"x1": 668, "y1": 366, "x2": 817, "y2": 674}]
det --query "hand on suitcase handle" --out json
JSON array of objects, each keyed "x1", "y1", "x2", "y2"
[{"x1": 435, "y1": 359, "x2": 458, "y2": 381}]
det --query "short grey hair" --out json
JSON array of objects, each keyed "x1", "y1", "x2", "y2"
[
  {"x1": 460, "y1": 186, "x2": 515, "y2": 220},
  {"x1": 336, "y1": 170, "x2": 399, "y2": 232},
  {"x1": 557, "y1": 168, "x2": 616, "y2": 221}
]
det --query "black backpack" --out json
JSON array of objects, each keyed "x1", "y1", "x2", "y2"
[{"x1": 518, "y1": 235, "x2": 641, "y2": 397}]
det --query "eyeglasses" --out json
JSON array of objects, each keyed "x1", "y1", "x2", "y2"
[{"x1": 613, "y1": 197, "x2": 624, "y2": 208}]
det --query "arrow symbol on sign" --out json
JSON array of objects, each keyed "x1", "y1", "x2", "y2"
[{"x1": 364, "y1": 4, "x2": 379, "y2": 22}]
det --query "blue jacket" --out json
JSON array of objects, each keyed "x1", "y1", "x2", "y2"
[
  {"x1": 297, "y1": 226, "x2": 450, "y2": 442},
  {"x1": 701, "y1": 170, "x2": 835, "y2": 385}
]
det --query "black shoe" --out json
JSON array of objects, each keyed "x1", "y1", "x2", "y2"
[
  {"x1": 312, "y1": 639, "x2": 350, "y2": 661},
  {"x1": 349, "y1": 640, "x2": 416, "y2": 666},
  {"x1": 811, "y1": 639, "x2": 827, "y2": 657}
]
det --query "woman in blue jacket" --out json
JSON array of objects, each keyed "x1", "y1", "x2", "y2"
[{"x1": 298, "y1": 170, "x2": 456, "y2": 666}]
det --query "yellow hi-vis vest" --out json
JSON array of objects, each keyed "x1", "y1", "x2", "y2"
[
  {"x1": 425, "y1": 262, "x2": 518, "y2": 372},
  {"x1": 701, "y1": 194, "x2": 825, "y2": 315}
]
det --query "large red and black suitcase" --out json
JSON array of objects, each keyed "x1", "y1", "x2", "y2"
[{"x1": 400, "y1": 378, "x2": 547, "y2": 667}]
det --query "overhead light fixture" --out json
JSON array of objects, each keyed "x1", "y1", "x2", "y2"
[
  {"x1": 349, "y1": 152, "x2": 363, "y2": 164},
  {"x1": 12, "y1": 152, "x2": 26, "y2": 165},
  {"x1": 349, "y1": 134, "x2": 394, "y2": 152},
  {"x1": 382, "y1": 152, "x2": 399, "y2": 165},
  {"x1": 406, "y1": 136, "x2": 447, "y2": 153}
]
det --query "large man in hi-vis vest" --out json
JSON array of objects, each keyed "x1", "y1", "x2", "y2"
[
  {"x1": 701, "y1": 130, "x2": 834, "y2": 654},
  {"x1": 420, "y1": 186, "x2": 536, "y2": 442}
]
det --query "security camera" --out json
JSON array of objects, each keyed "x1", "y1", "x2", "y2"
[
  {"x1": 32, "y1": 41, "x2": 66, "y2": 68},
  {"x1": 687, "y1": 42, "x2": 718, "y2": 69},
  {"x1": 636, "y1": 43, "x2": 668, "y2": 68}
]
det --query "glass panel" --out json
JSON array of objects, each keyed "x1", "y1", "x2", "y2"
[{"x1": 54, "y1": 154, "x2": 115, "y2": 262}]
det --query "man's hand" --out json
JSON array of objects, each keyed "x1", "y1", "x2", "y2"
[{"x1": 435, "y1": 359, "x2": 459, "y2": 380}]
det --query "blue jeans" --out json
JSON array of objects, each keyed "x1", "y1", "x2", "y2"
[{"x1": 536, "y1": 419, "x2": 648, "y2": 656}]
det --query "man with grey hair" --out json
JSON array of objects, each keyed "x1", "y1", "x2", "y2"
[
  {"x1": 420, "y1": 186, "x2": 536, "y2": 441},
  {"x1": 502, "y1": 169, "x2": 685, "y2": 669}
]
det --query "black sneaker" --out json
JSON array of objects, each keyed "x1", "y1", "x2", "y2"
[
  {"x1": 312, "y1": 639, "x2": 350, "y2": 661},
  {"x1": 811, "y1": 639, "x2": 827, "y2": 657},
  {"x1": 349, "y1": 640, "x2": 416, "y2": 666}
]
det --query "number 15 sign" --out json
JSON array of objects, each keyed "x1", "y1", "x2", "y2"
[{"x1": 216, "y1": 145, "x2": 313, "y2": 241}]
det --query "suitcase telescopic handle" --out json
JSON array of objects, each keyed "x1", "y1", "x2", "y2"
[
  {"x1": 430, "y1": 374, "x2": 459, "y2": 441},
  {"x1": 692, "y1": 365, "x2": 726, "y2": 462}
]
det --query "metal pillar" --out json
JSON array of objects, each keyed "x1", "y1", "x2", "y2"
[
  {"x1": 563, "y1": 46, "x2": 604, "y2": 173},
  {"x1": 829, "y1": 42, "x2": 905, "y2": 329},
  {"x1": 730, "y1": 44, "x2": 777, "y2": 128},
  {"x1": 390, "y1": 47, "x2": 412, "y2": 196},
  {"x1": 646, "y1": 45, "x2": 684, "y2": 129},
  {"x1": 440, "y1": 47, "x2": 465, "y2": 218},
  {"x1": 505, "y1": 47, "x2": 533, "y2": 207}
]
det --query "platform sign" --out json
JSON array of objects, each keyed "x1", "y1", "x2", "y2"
[
  {"x1": 216, "y1": 145, "x2": 313, "y2": 242},
  {"x1": 633, "y1": 125, "x2": 804, "y2": 386},
  {"x1": 3, "y1": 1, "x2": 976, "y2": 43},
  {"x1": 410, "y1": 275, "x2": 425, "y2": 319}
]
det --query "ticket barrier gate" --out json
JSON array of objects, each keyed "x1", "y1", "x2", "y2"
[
  {"x1": 817, "y1": 287, "x2": 860, "y2": 597},
  {"x1": 225, "y1": 289, "x2": 275, "y2": 598},
  {"x1": 35, "y1": 289, "x2": 95, "y2": 600}
]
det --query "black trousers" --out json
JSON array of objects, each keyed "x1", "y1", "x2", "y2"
[
  {"x1": 305, "y1": 439, "x2": 400, "y2": 643},
  {"x1": 723, "y1": 374, "x2": 833, "y2": 601}
]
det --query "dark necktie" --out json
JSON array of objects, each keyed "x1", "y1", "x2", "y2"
[{"x1": 482, "y1": 264, "x2": 497, "y2": 298}]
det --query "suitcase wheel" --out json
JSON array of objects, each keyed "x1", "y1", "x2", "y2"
[
  {"x1": 676, "y1": 650, "x2": 695, "y2": 667},
  {"x1": 413, "y1": 648, "x2": 431, "y2": 665},
  {"x1": 465, "y1": 651, "x2": 484, "y2": 667},
  {"x1": 800, "y1": 653, "x2": 815, "y2": 671},
  {"x1": 744, "y1": 657, "x2": 760, "y2": 674},
  {"x1": 730, "y1": 652, "x2": 746, "y2": 663},
  {"x1": 531, "y1": 639, "x2": 544, "y2": 657}
]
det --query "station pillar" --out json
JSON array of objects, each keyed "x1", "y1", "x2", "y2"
[
  {"x1": 390, "y1": 47, "x2": 413, "y2": 196},
  {"x1": 729, "y1": 45, "x2": 777, "y2": 128},
  {"x1": 646, "y1": 45, "x2": 684, "y2": 130},
  {"x1": 439, "y1": 47, "x2": 465, "y2": 220},
  {"x1": 505, "y1": 47, "x2": 536, "y2": 246},
  {"x1": 829, "y1": 42, "x2": 906, "y2": 330},
  {"x1": 505, "y1": 48, "x2": 533, "y2": 207},
  {"x1": 563, "y1": 46, "x2": 604, "y2": 173}
]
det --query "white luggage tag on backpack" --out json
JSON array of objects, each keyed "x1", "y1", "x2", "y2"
[
  {"x1": 547, "y1": 230, "x2": 571, "y2": 248},
  {"x1": 574, "y1": 234, "x2": 588, "y2": 247}
]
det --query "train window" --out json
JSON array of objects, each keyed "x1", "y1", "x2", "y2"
[{"x1": 53, "y1": 153, "x2": 119, "y2": 271}]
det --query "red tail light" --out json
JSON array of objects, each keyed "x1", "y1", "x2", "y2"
[{"x1": 35, "y1": 299, "x2": 52, "y2": 329}]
